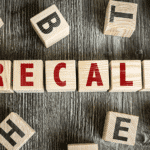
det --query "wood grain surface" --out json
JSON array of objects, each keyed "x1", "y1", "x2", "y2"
[{"x1": 0, "y1": 0, "x2": 150, "y2": 149}]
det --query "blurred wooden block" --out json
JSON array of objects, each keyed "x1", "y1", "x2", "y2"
[
  {"x1": 102, "y1": 111, "x2": 139, "y2": 145},
  {"x1": 13, "y1": 60, "x2": 44, "y2": 93},
  {"x1": 78, "y1": 60, "x2": 109, "y2": 92},
  {"x1": 0, "y1": 61, "x2": 13, "y2": 93},
  {"x1": 30, "y1": 5, "x2": 69, "y2": 48},
  {"x1": 0, "y1": 112, "x2": 35, "y2": 150},
  {"x1": 46, "y1": 60, "x2": 76, "y2": 92},
  {"x1": 110, "y1": 60, "x2": 142, "y2": 92},
  {"x1": 68, "y1": 144, "x2": 98, "y2": 150},
  {"x1": 0, "y1": 18, "x2": 4, "y2": 28},
  {"x1": 104, "y1": 0, "x2": 137, "y2": 37}
]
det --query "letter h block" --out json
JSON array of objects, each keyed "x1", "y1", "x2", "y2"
[
  {"x1": 104, "y1": 0, "x2": 137, "y2": 37},
  {"x1": 30, "y1": 5, "x2": 69, "y2": 48},
  {"x1": 102, "y1": 111, "x2": 139, "y2": 146}
]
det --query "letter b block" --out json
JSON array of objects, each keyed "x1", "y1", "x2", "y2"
[
  {"x1": 102, "y1": 111, "x2": 139, "y2": 145},
  {"x1": 30, "y1": 5, "x2": 69, "y2": 48},
  {"x1": 104, "y1": 1, "x2": 137, "y2": 37}
]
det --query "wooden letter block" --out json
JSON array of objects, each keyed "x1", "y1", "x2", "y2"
[
  {"x1": 0, "y1": 112, "x2": 35, "y2": 150},
  {"x1": 110, "y1": 60, "x2": 142, "y2": 92},
  {"x1": 68, "y1": 144, "x2": 98, "y2": 150},
  {"x1": 0, "y1": 18, "x2": 4, "y2": 28},
  {"x1": 78, "y1": 60, "x2": 109, "y2": 92},
  {"x1": 13, "y1": 60, "x2": 44, "y2": 93},
  {"x1": 102, "y1": 111, "x2": 139, "y2": 145},
  {"x1": 0, "y1": 61, "x2": 13, "y2": 93},
  {"x1": 104, "y1": 0, "x2": 137, "y2": 37},
  {"x1": 30, "y1": 5, "x2": 69, "y2": 48},
  {"x1": 46, "y1": 60, "x2": 76, "y2": 92}
]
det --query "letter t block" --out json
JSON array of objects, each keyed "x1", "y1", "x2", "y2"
[{"x1": 102, "y1": 111, "x2": 139, "y2": 145}]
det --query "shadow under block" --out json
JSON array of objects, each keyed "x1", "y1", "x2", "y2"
[
  {"x1": 102, "y1": 111, "x2": 139, "y2": 145},
  {"x1": 0, "y1": 112, "x2": 35, "y2": 150},
  {"x1": 0, "y1": 18, "x2": 4, "y2": 28},
  {"x1": 104, "y1": 0, "x2": 137, "y2": 37},
  {"x1": 68, "y1": 144, "x2": 98, "y2": 150},
  {"x1": 109, "y1": 60, "x2": 142, "y2": 92},
  {"x1": 13, "y1": 60, "x2": 44, "y2": 93},
  {"x1": 78, "y1": 60, "x2": 109, "y2": 92},
  {"x1": 46, "y1": 60, "x2": 76, "y2": 92},
  {"x1": 30, "y1": 4, "x2": 69, "y2": 48},
  {"x1": 0, "y1": 61, "x2": 13, "y2": 93}
]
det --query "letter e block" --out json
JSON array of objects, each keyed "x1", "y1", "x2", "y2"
[
  {"x1": 104, "y1": 1, "x2": 137, "y2": 37},
  {"x1": 102, "y1": 111, "x2": 139, "y2": 145},
  {"x1": 30, "y1": 5, "x2": 69, "y2": 48},
  {"x1": 0, "y1": 18, "x2": 4, "y2": 28},
  {"x1": 13, "y1": 60, "x2": 44, "y2": 93},
  {"x1": 46, "y1": 60, "x2": 76, "y2": 92},
  {"x1": 0, "y1": 112, "x2": 35, "y2": 150},
  {"x1": 68, "y1": 144, "x2": 98, "y2": 150}
]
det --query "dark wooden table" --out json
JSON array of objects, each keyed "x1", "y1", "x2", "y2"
[{"x1": 0, "y1": 0, "x2": 150, "y2": 149}]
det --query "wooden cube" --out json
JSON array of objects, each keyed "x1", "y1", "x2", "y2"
[
  {"x1": 0, "y1": 112, "x2": 35, "y2": 150},
  {"x1": 13, "y1": 60, "x2": 44, "y2": 93},
  {"x1": 104, "y1": 0, "x2": 138, "y2": 37},
  {"x1": 0, "y1": 61, "x2": 13, "y2": 93},
  {"x1": 110, "y1": 60, "x2": 142, "y2": 92},
  {"x1": 0, "y1": 18, "x2": 4, "y2": 28},
  {"x1": 68, "y1": 144, "x2": 98, "y2": 150},
  {"x1": 102, "y1": 111, "x2": 139, "y2": 145},
  {"x1": 78, "y1": 60, "x2": 109, "y2": 92},
  {"x1": 46, "y1": 60, "x2": 76, "y2": 92},
  {"x1": 30, "y1": 5, "x2": 69, "y2": 48}
]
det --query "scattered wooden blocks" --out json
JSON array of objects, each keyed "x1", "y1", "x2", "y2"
[
  {"x1": 0, "y1": 61, "x2": 13, "y2": 93},
  {"x1": 13, "y1": 60, "x2": 44, "y2": 93},
  {"x1": 68, "y1": 144, "x2": 98, "y2": 150},
  {"x1": 110, "y1": 60, "x2": 142, "y2": 92},
  {"x1": 102, "y1": 111, "x2": 139, "y2": 145},
  {"x1": 104, "y1": 0, "x2": 138, "y2": 37},
  {"x1": 78, "y1": 60, "x2": 109, "y2": 92},
  {"x1": 0, "y1": 112, "x2": 35, "y2": 150},
  {"x1": 46, "y1": 60, "x2": 76, "y2": 92},
  {"x1": 0, "y1": 18, "x2": 4, "y2": 28},
  {"x1": 30, "y1": 5, "x2": 69, "y2": 48}
]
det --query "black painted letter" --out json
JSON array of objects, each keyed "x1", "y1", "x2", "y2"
[
  {"x1": 37, "y1": 12, "x2": 61, "y2": 34},
  {"x1": 113, "y1": 117, "x2": 131, "y2": 141}
]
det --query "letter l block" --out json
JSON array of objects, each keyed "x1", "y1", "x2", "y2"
[{"x1": 30, "y1": 5, "x2": 69, "y2": 48}]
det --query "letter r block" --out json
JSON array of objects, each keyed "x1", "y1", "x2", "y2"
[
  {"x1": 104, "y1": 1, "x2": 137, "y2": 37},
  {"x1": 102, "y1": 111, "x2": 139, "y2": 145},
  {"x1": 30, "y1": 5, "x2": 69, "y2": 48}
]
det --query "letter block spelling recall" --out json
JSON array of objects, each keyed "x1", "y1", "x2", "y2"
[
  {"x1": 13, "y1": 60, "x2": 44, "y2": 93},
  {"x1": 104, "y1": 0, "x2": 137, "y2": 37},
  {"x1": 78, "y1": 60, "x2": 109, "y2": 92},
  {"x1": 0, "y1": 18, "x2": 4, "y2": 28},
  {"x1": 0, "y1": 112, "x2": 35, "y2": 150},
  {"x1": 30, "y1": 5, "x2": 69, "y2": 48},
  {"x1": 68, "y1": 144, "x2": 98, "y2": 150},
  {"x1": 110, "y1": 60, "x2": 142, "y2": 92},
  {"x1": 46, "y1": 60, "x2": 76, "y2": 92},
  {"x1": 102, "y1": 111, "x2": 139, "y2": 145}
]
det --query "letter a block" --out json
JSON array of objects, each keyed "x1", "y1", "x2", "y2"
[
  {"x1": 110, "y1": 60, "x2": 142, "y2": 92},
  {"x1": 0, "y1": 18, "x2": 4, "y2": 28},
  {"x1": 0, "y1": 112, "x2": 35, "y2": 150},
  {"x1": 30, "y1": 5, "x2": 69, "y2": 48},
  {"x1": 46, "y1": 60, "x2": 76, "y2": 92},
  {"x1": 102, "y1": 111, "x2": 139, "y2": 145},
  {"x1": 104, "y1": 1, "x2": 137, "y2": 37},
  {"x1": 68, "y1": 144, "x2": 98, "y2": 150},
  {"x1": 78, "y1": 60, "x2": 109, "y2": 92},
  {"x1": 13, "y1": 60, "x2": 44, "y2": 93}
]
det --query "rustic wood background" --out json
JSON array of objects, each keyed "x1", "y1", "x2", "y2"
[{"x1": 0, "y1": 0, "x2": 150, "y2": 149}]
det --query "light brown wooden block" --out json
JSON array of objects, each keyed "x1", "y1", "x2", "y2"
[
  {"x1": 0, "y1": 112, "x2": 35, "y2": 150},
  {"x1": 78, "y1": 60, "x2": 109, "y2": 92},
  {"x1": 30, "y1": 5, "x2": 69, "y2": 48},
  {"x1": 46, "y1": 60, "x2": 76, "y2": 92},
  {"x1": 68, "y1": 144, "x2": 98, "y2": 150},
  {"x1": 102, "y1": 111, "x2": 139, "y2": 145},
  {"x1": 110, "y1": 60, "x2": 142, "y2": 92},
  {"x1": 104, "y1": 0, "x2": 137, "y2": 37},
  {"x1": 13, "y1": 60, "x2": 44, "y2": 93},
  {"x1": 0, "y1": 61, "x2": 13, "y2": 93},
  {"x1": 0, "y1": 18, "x2": 4, "y2": 28}
]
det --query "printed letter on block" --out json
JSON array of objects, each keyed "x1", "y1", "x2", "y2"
[{"x1": 68, "y1": 144, "x2": 98, "y2": 150}]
